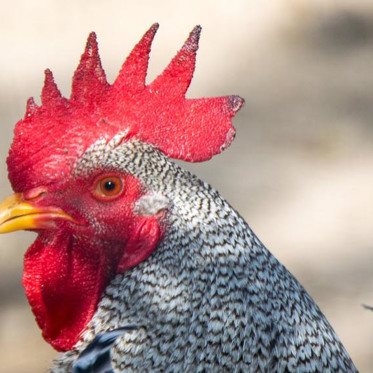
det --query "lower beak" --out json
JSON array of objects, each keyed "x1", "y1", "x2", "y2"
[{"x1": 0, "y1": 193, "x2": 73, "y2": 233}]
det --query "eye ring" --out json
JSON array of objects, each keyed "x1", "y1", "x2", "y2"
[{"x1": 93, "y1": 175, "x2": 125, "y2": 200}]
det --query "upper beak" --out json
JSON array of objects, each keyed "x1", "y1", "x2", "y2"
[{"x1": 0, "y1": 193, "x2": 74, "y2": 233}]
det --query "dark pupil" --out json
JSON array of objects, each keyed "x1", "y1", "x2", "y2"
[{"x1": 104, "y1": 180, "x2": 116, "y2": 191}]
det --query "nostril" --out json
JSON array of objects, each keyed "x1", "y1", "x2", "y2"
[{"x1": 23, "y1": 187, "x2": 48, "y2": 201}]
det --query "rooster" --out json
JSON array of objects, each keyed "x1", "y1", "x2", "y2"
[{"x1": 0, "y1": 24, "x2": 357, "y2": 372}]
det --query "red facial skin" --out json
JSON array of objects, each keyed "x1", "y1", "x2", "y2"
[{"x1": 21, "y1": 171, "x2": 162, "y2": 351}]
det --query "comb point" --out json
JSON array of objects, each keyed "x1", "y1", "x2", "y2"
[
  {"x1": 71, "y1": 32, "x2": 108, "y2": 106},
  {"x1": 85, "y1": 32, "x2": 99, "y2": 57},
  {"x1": 112, "y1": 23, "x2": 159, "y2": 93},
  {"x1": 228, "y1": 95, "x2": 245, "y2": 113},
  {"x1": 41, "y1": 69, "x2": 63, "y2": 106},
  {"x1": 183, "y1": 25, "x2": 201, "y2": 52},
  {"x1": 25, "y1": 97, "x2": 38, "y2": 118},
  {"x1": 149, "y1": 26, "x2": 201, "y2": 97}
]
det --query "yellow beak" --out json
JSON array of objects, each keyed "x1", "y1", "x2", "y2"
[{"x1": 0, "y1": 193, "x2": 73, "y2": 233}]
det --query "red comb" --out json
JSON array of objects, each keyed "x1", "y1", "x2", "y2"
[{"x1": 7, "y1": 24, "x2": 244, "y2": 191}]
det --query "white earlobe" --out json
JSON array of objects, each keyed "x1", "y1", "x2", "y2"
[{"x1": 135, "y1": 193, "x2": 169, "y2": 216}]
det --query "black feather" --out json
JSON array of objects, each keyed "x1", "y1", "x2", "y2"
[{"x1": 72, "y1": 326, "x2": 137, "y2": 373}]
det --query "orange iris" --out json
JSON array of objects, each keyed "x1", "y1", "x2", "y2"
[{"x1": 94, "y1": 176, "x2": 124, "y2": 199}]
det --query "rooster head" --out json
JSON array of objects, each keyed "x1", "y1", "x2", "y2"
[{"x1": 0, "y1": 24, "x2": 244, "y2": 351}]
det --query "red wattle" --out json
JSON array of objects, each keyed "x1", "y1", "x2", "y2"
[
  {"x1": 23, "y1": 232, "x2": 119, "y2": 352},
  {"x1": 22, "y1": 213, "x2": 162, "y2": 351}
]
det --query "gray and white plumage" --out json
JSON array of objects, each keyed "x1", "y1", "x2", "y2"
[{"x1": 50, "y1": 137, "x2": 357, "y2": 372}]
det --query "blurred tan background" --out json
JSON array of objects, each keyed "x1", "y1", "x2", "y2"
[{"x1": 1, "y1": 0, "x2": 372, "y2": 371}]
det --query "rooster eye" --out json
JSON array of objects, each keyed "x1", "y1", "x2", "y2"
[{"x1": 94, "y1": 176, "x2": 124, "y2": 199}]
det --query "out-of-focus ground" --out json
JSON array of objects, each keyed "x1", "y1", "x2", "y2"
[{"x1": 1, "y1": 1, "x2": 372, "y2": 371}]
